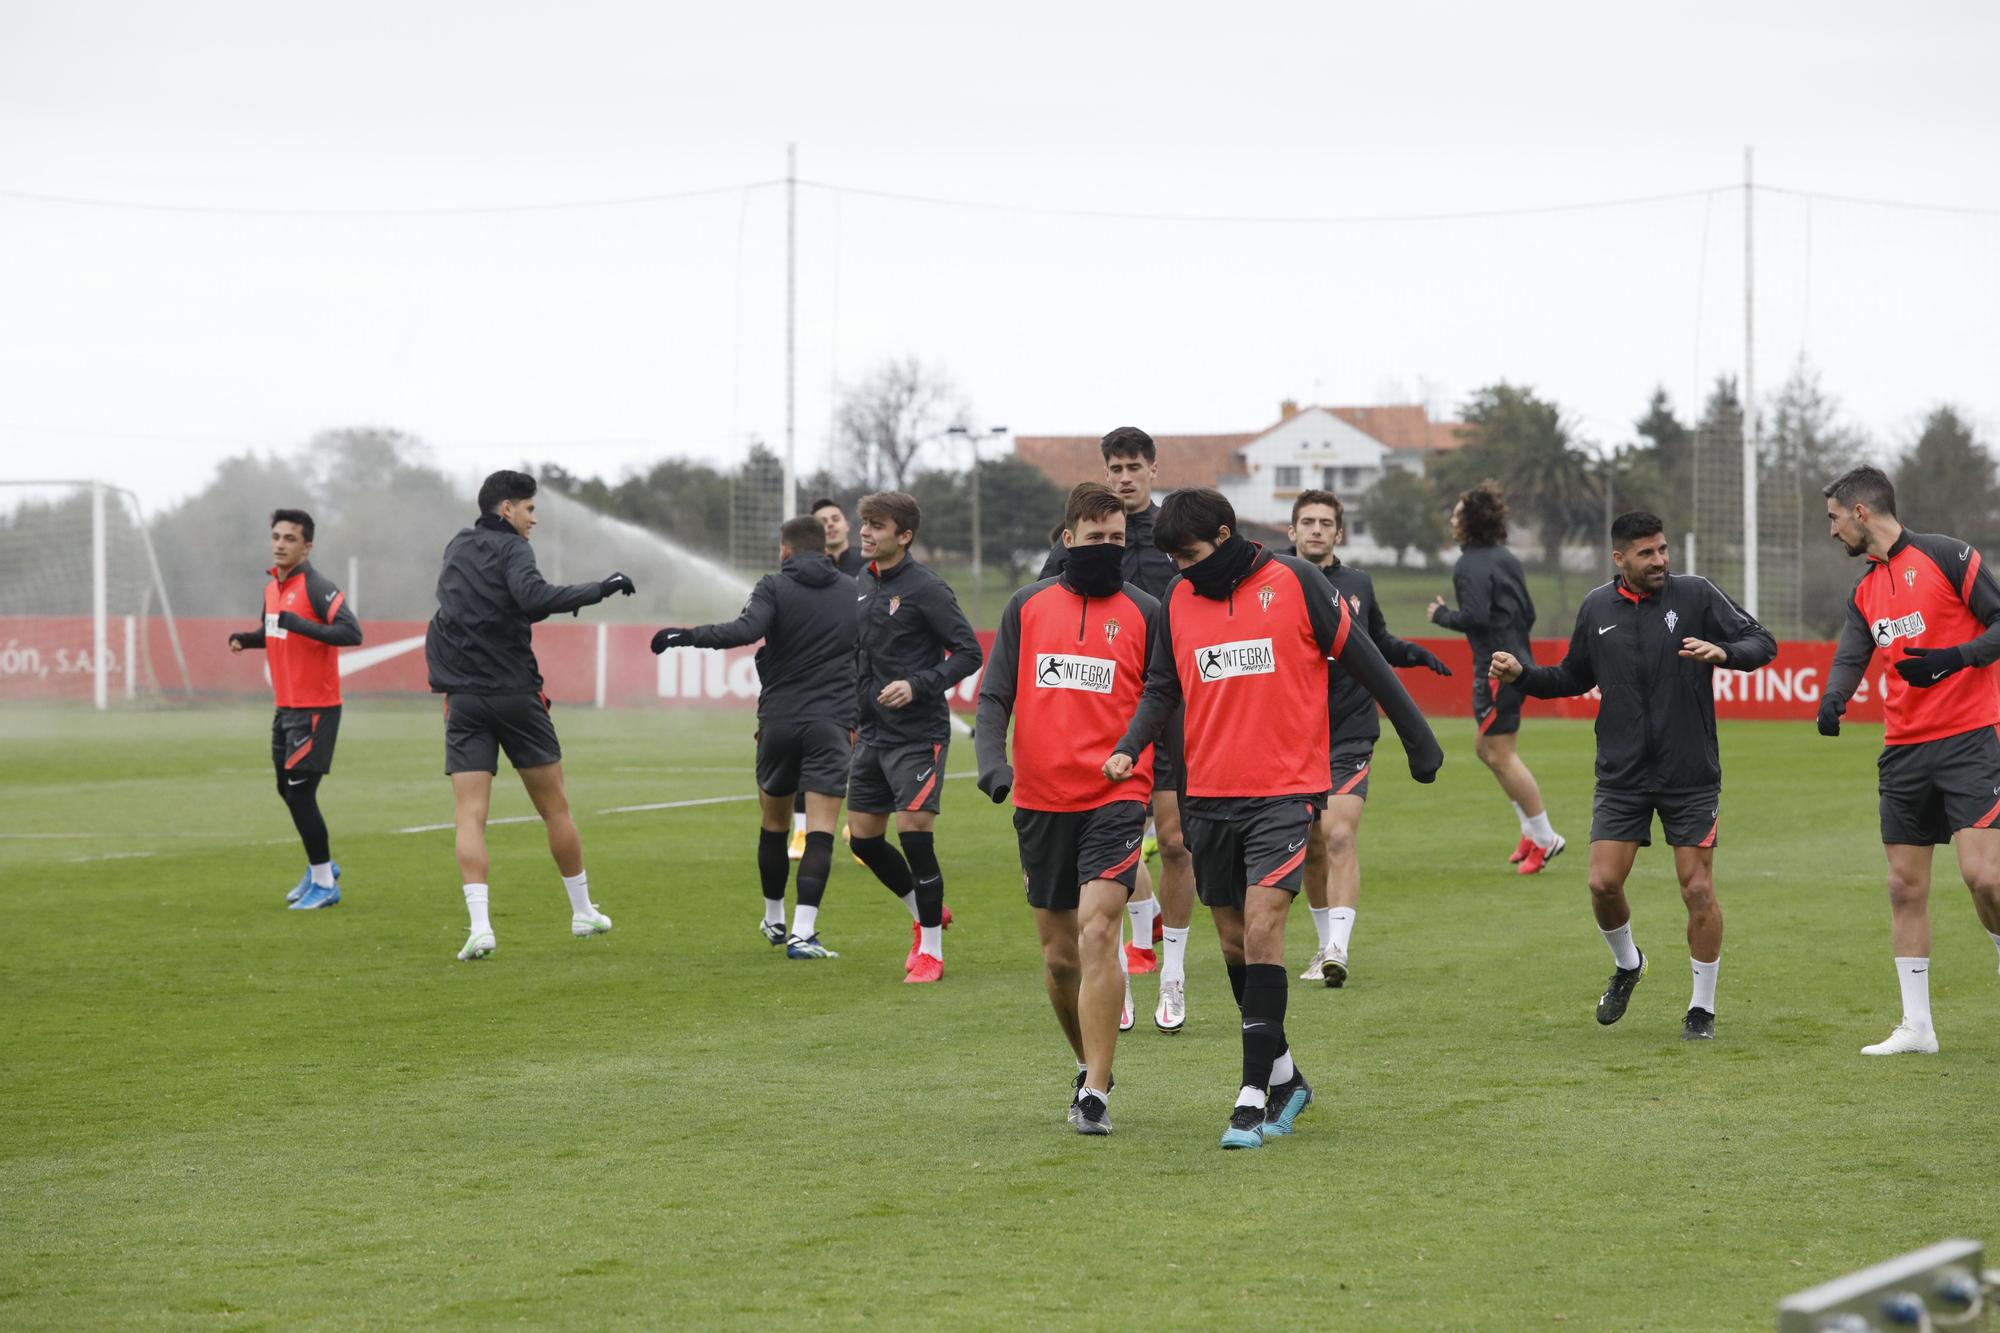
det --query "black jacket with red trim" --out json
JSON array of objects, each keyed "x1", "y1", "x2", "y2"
[
  {"x1": 975, "y1": 573, "x2": 1159, "y2": 812},
  {"x1": 1114, "y1": 543, "x2": 1441, "y2": 801},
  {"x1": 1515, "y1": 572, "x2": 1775, "y2": 791},
  {"x1": 231, "y1": 561, "x2": 362, "y2": 709},
  {"x1": 1825, "y1": 529, "x2": 2000, "y2": 746},
  {"x1": 853, "y1": 555, "x2": 983, "y2": 747}
]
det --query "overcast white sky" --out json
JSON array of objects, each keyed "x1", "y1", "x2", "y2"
[{"x1": 1, "y1": 0, "x2": 1996, "y2": 512}]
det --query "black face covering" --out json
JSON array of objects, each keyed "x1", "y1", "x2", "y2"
[
  {"x1": 1181, "y1": 534, "x2": 1257, "y2": 600},
  {"x1": 1065, "y1": 541, "x2": 1126, "y2": 597}
]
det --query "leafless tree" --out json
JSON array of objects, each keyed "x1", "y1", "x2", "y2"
[{"x1": 834, "y1": 357, "x2": 966, "y2": 492}]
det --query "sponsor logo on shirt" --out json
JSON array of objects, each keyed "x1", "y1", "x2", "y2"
[
  {"x1": 1034, "y1": 653, "x2": 1117, "y2": 693},
  {"x1": 1872, "y1": 611, "x2": 1927, "y2": 647},
  {"x1": 1195, "y1": 638, "x2": 1276, "y2": 682},
  {"x1": 264, "y1": 611, "x2": 288, "y2": 640}
]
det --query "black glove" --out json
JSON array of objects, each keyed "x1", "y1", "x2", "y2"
[
  {"x1": 650, "y1": 627, "x2": 692, "y2": 654},
  {"x1": 1895, "y1": 644, "x2": 1967, "y2": 688},
  {"x1": 1417, "y1": 647, "x2": 1453, "y2": 676},
  {"x1": 1817, "y1": 695, "x2": 1846, "y2": 737},
  {"x1": 1408, "y1": 742, "x2": 1443, "y2": 785},
  {"x1": 601, "y1": 572, "x2": 637, "y2": 598},
  {"x1": 977, "y1": 764, "x2": 1015, "y2": 804},
  {"x1": 275, "y1": 610, "x2": 308, "y2": 633}
]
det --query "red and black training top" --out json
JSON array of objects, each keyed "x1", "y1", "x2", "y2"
[
  {"x1": 1827, "y1": 529, "x2": 2000, "y2": 746},
  {"x1": 976, "y1": 576, "x2": 1159, "y2": 812},
  {"x1": 233, "y1": 561, "x2": 364, "y2": 709},
  {"x1": 1114, "y1": 544, "x2": 1442, "y2": 802}
]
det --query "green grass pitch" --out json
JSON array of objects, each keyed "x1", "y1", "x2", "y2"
[{"x1": 2, "y1": 702, "x2": 1994, "y2": 1329}]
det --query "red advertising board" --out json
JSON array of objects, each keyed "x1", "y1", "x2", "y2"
[{"x1": 0, "y1": 614, "x2": 1912, "y2": 723}]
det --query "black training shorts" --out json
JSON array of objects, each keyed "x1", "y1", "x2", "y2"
[
  {"x1": 1013, "y1": 801, "x2": 1147, "y2": 911},
  {"x1": 1878, "y1": 725, "x2": 2000, "y2": 847},
  {"x1": 1589, "y1": 785, "x2": 1719, "y2": 848},
  {"x1": 1327, "y1": 742, "x2": 1373, "y2": 802},
  {"x1": 1182, "y1": 794, "x2": 1323, "y2": 909},
  {"x1": 756, "y1": 720, "x2": 853, "y2": 798},
  {"x1": 444, "y1": 691, "x2": 562, "y2": 775},
  {"x1": 847, "y1": 738, "x2": 947, "y2": 815},
  {"x1": 1472, "y1": 668, "x2": 1524, "y2": 738},
  {"x1": 272, "y1": 705, "x2": 341, "y2": 776}
]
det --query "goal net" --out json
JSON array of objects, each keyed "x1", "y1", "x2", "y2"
[{"x1": 0, "y1": 481, "x2": 190, "y2": 706}]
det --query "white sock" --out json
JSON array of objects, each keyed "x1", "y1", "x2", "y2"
[
  {"x1": 1161, "y1": 926, "x2": 1189, "y2": 984},
  {"x1": 919, "y1": 924, "x2": 942, "y2": 959},
  {"x1": 1601, "y1": 922, "x2": 1641, "y2": 970},
  {"x1": 1081, "y1": 1085, "x2": 1108, "y2": 1102},
  {"x1": 793, "y1": 904, "x2": 819, "y2": 939},
  {"x1": 1526, "y1": 810, "x2": 1556, "y2": 848},
  {"x1": 561, "y1": 870, "x2": 593, "y2": 916},
  {"x1": 762, "y1": 898, "x2": 785, "y2": 928},
  {"x1": 1690, "y1": 956, "x2": 1719, "y2": 1013},
  {"x1": 1329, "y1": 907, "x2": 1357, "y2": 954},
  {"x1": 1309, "y1": 906, "x2": 1334, "y2": 952},
  {"x1": 1511, "y1": 801, "x2": 1531, "y2": 836},
  {"x1": 309, "y1": 861, "x2": 334, "y2": 888},
  {"x1": 899, "y1": 891, "x2": 920, "y2": 921},
  {"x1": 463, "y1": 882, "x2": 491, "y2": 936},
  {"x1": 1895, "y1": 956, "x2": 1933, "y2": 1031},
  {"x1": 791, "y1": 810, "x2": 807, "y2": 835},
  {"x1": 1988, "y1": 930, "x2": 2000, "y2": 970},
  {"x1": 1270, "y1": 1049, "x2": 1295, "y2": 1084},
  {"x1": 1126, "y1": 897, "x2": 1157, "y2": 949},
  {"x1": 1235, "y1": 1085, "x2": 1268, "y2": 1110}
]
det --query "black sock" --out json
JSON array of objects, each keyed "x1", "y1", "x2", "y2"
[
  {"x1": 797, "y1": 832, "x2": 834, "y2": 909},
  {"x1": 901, "y1": 831, "x2": 944, "y2": 929},
  {"x1": 1227, "y1": 962, "x2": 1248, "y2": 1012},
  {"x1": 276, "y1": 771, "x2": 330, "y2": 864},
  {"x1": 850, "y1": 834, "x2": 915, "y2": 899},
  {"x1": 1240, "y1": 963, "x2": 1289, "y2": 1092},
  {"x1": 757, "y1": 828, "x2": 789, "y2": 905}
]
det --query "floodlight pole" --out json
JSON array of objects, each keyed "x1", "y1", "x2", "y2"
[
  {"x1": 1742, "y1": 145, "x2": 1759, "y2": 617},
  {"x1": 783, "y1": 142, "x2": 797, "y2": 520},
  {"x1": 948, "y1": 425, "x2": 1009, "y2": 584}
]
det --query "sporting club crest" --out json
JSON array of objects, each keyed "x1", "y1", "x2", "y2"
[
  {"x1": 888, "y1": 595, "x2": 902, "y2": 615},
  {"x1": 1664, "y1": 609, "x2": 1679, "y2": 633},
  {"x1": 1258, "y1": 586, "x2": 1275, "y2": 613},
  {"x1": 1348, "y1": 594, "x2": 1361, "y2": 616},
  {"x1": 1905, "y1": 568, "x2": 1917, "y2": 588},
  {"x1": 1103, "y1": 618, "x2": 1120, "y2": 645}
]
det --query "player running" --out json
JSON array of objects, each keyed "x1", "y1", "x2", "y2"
[
  {"x1": 1489, "y1": 511, "x2": 1775, "y2": 1040},
  {"x1": 1816, "y1": 465, "x2": 2000, "y2": 1056},
  {"x1": 979, "y1": 484, "x2": 1158, "y2": 1135},
  {"x1": 847, "y1": 490, "x2": 983, "y2": 984},
  {"x1": 1105, "y1": 488, "x2": 1442, "y2": 1149},
  {"x1": 1287, "y1": 490, "x2": 1451, "y2": 986},
  {"x1": 425, "y1": 469, "x2": 636, "y2": 962},
  {"x1": 1429, "y1": 480, "x2": 1564, "y2": 874},
  {"x1": 228, "y1": 508, "x2": 363, "y2": 910},
  {"x1": 1039, "y1": 427, "x2": 1195, "y2": 1032},
  {"x1": 650, "y1": 515, "x2": 857, "y2": 960}
]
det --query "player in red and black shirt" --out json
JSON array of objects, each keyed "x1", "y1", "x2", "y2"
[
  {"x1": 227, "y1": 508, "x2": 363, "y2": 910},
  {"x1": 1106, "y1": 488, "x2": 1443, "y2": 1149},
  {"x1": 1817, "y1": 466, "x2": 2000, "y2": 1056},
  {"x1": 977, "y1": 484, "x2": 1158, "y2": 1136}
]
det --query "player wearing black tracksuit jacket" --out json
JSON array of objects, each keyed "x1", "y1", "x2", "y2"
[
  {"x1": 652, "y1": 519, "x2": 858, "y2": 958},
  {"x1": 1491, "y1": 511, "x2": 1775, "y2": 1040}
]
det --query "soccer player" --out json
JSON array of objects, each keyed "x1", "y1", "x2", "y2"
[
  {"x1": 1287, "y1": 490, "x2": 1452, "y2": 986},
  {"x1": 228, "y1": 508, "x2": 363, "y2": 910},
  {"x1": 1488, "y1": 511, "x2": 1775, "y2": 1040},
  {"x1": 650, "y1": 514, "x2": 857, "y2": 959},
  {"x1": 425, "y1": 469, "x2": 636, "y2": 962},
  {"x1": 812, "y1": 497, "x2": 869, "y2": 579},
  {"x1": 978, "y1": 483, "x2": 1158, "y2": 1135},
  {"x1": 848, "y1": 490, "x2": 983, "y2": 983},
  {"x1": 1815, "y1": 465, "x2": 2000, "y2": 1055},
  {"x1": 1105, "y1": 488, "x2": 1442, "y2": 1149},
  {"x1": 1039, "y1": 426, "x2": 1196, "y2": 1033},
  {"x1": 1428, "y1": 480, "x2": 1565, "y2": 874}
]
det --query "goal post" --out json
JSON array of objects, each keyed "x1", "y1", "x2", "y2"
[{"x1": 0, "y1": 480, "x2": 190, "y2": 708}]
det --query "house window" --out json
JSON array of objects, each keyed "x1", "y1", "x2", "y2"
[
  {"x1": 1319, "y1": 466, "x2": 1338, "y2": 491},
  {"x1": 1275, "y1": 466, "x2": 1301, "y2": 489},
  {"x1": 1348, "y1": 514, "x2": 1367, "y2": 537},
  {"x1": 1341, "y1": 467, "x2": 1364, "y2": 489}
]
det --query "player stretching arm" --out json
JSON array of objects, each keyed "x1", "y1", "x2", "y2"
[
  {"x1": 1490, "y1": 512, "x2": 1774, "y2": 1041},
  {"x1": 1816, "y1": 465, "x2": 2000, "y2": 1055},
  {"x1": 651, "y1": 515, "x2": 858, "y2": 959},
  {"x1": 425, "y1": 469, "x2": 635, "y2": 962},
  {"x1": 1104, "y1": 488, "x2": 1441, "y2": 1150},
  {"x1": 228, "y1": 508, "x2": 363, "y2": 910}
]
